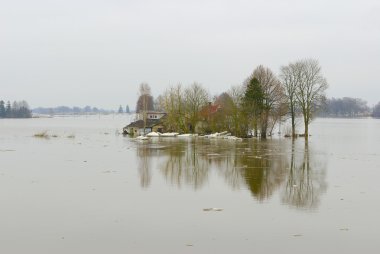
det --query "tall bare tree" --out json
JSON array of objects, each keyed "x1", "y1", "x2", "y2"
[
  {"x1": 158, "y1": 84, "x2": 187, "y2": 132},
  {"x1": 184, "y1": 83, "x2": 210, "y2": 133},
  {"x1": 228, "y1": 85, "x2": 249, "y2": 137},
  {"x1": 136, "y1": 83, "x2": 154, "y2": 134},
  {"x1": 280, "y1": 61, "x2": 303, "y2": 137},
  {"x1": 294, "y1": 59, "x2": 328, "y2": 139},
  {"x1": 251, "y1": 65, "x2": 285, "y2": 138}
]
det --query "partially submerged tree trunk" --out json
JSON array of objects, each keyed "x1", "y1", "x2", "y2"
[
  {"x1": 290, "y1": 102, "x2": 296, "y2": 138},
  {"x1": 304, "y1": 115, "x2": 309, "y2": 140}
]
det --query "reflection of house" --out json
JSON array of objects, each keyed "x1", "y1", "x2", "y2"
[{"x1": 124, "y1": 119, "x2": 165, "y2": 136}]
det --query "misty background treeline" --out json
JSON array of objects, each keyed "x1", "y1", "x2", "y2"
[
  {"x1": 0, "y1": 100, "x2": 32, "y2": 118},
  {"x1": 318, "y1": 97, "x2": 380, "y2": 118},
  {"x1": 319, "y1": 97, "x2": 371, "y2": 117},
  {"x1": 32, "y1": 106, "x2": 120, "y2": 115}
]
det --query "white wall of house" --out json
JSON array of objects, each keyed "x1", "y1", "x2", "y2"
[
  {"x1": 137, "y1": 111, "x2": 166, "y2": 120},
  {"x1": 147, "y1": 112, "x2": 165, "y2": 120}
]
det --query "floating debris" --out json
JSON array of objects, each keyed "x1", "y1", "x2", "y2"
[
  {"x1": 207, "y1": 153, "x2": 221, "y2": 157},
  {"x1": 234, "y1": 165, "x2": 248, "y2": 170},
  {"x1": 0, "y1": 149, "x2": 16, "y2": 152},
  {"x1": 135, "y1": 136, "x2": 149, "y2": 141},
  {"x1": 146, "y1": 132, "x2": 161, "y2": 137},
  {"x1": 203, "y1": 208, "x2": 224, "y2": 212},
  {"x1": 147, "y1": 145, "x2": 167, "y2": 150},
  {"x1": 102, "y1": 170, "x2": 117, "y2": 174}
]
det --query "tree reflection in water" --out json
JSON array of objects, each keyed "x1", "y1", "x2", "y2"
[
  {"x1": 159, "y1": 139, "x2": 209, "y2": 189},
  {"x1": 281, "y1": 140, "x2": 328, "y2": 209},
  {"x1": 238, "y1": 140, "x2": 288, "y2": 201},
  {"x1": 135, "y1": 138, "x2": 327, "y2": 209},
  {"x1": 136, "y1": 144, "x2": 152, "y2": 188}
]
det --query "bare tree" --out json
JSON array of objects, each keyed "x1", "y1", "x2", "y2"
[
  {"x1": 280, "y1": 61, "x2": 303, "y2": 137},
  {"x1": 228, "y1": 85, "x2": 249, "y2": 137},
  {"x1": 294, "y1": 59, "x2": 328, "y2": 139},
  {"x1": 136, "y1": 83, "x2": 154, "y2": 134},
  {"x1": 252, "y1": 65, "x2": 285, "y2": 138},
  {"x1": 184, "y1": 83, "x2": 210, "y2": 133},
  {"x1": 158, "y1": 84, "x2": 187, "y2": 132}
]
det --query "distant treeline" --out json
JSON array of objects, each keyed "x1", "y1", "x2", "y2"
[
  {"x1": 319, "y1": 97, "x2": 380, "y2": 118},
  {"x1": 0, "y1": 100, "x2": 32, "y2": 118},
  {"x1": 320, "y1": 97, "x2": 371, "y2": 117},
  {"x1": 32, "y1": 106, "x2": 115, "y2": 115},
  {"x1": 373, "y1": 102, "x2": 380, "y2": 118}
]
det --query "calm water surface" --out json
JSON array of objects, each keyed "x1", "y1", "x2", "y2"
[{"x1": 1, "y1": 116, "x2": 380, "y2": 253}]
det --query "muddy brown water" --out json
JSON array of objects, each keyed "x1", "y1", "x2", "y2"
[{"x1": 1, "y1": 116, "x2": 380, "y2": 253}]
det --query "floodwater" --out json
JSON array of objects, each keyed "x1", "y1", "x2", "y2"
[{"x1": 1, "y1": 116, "x2": 380, "y2": 254}]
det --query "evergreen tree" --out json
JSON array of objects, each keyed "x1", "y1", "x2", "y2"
[
  {"x1": 0, "y1": 100, "x2": 5, "y2": 118},
  {"x1": 125, "y1": 105, "x2": 130, "y2": 113},
  {"x1": 243, "y1": 78, "x2": 264, "y2": 136},
  {"x1": 118, "y1": 105, "x2": 124, "y2": 113},
  {"x1": 5, "y1": 101, "x2": 11, "y2": 117}
]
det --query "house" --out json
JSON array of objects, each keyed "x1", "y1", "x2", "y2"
[
  {"x1": 199, "y1": 103, "x2": 221, "y2": 121},
  {"x1": 195, "y1": 102, "x2": 222, "y2": 133},
  {"x1": 123, "y1": 118, "x2": 165, "y2": 136}
]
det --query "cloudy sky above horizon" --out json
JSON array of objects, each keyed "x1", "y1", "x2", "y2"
[{"x1": 1, "y1": 0, "x2": 379, "y2": 109}]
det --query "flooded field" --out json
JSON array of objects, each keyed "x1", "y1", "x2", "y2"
[{"x1": 1, "y1": 116, "x2": 380, "y2": 253}]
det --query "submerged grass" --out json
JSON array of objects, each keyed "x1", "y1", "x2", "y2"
[
  {"x1": 67, "y1": 134, "x2": 75, "y2": 139},
  {"x1": 34, "y1": 131, "x2": 49, "y2": 138},
  {"x1": 33, "y1": 131, "x2": 68, "y2": 139}
]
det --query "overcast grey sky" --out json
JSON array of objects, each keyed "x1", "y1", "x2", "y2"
[{"x1": 1, "y1": 0, "x2": 379, "y2": 109}]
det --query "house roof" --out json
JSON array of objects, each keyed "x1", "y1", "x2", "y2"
[
  {"x1": 146, "y1": 111, "x2": 166, "y2": 114},
  {"x1": 199, "y1": 104, "x2": 221, "y2": 118},
  {"x1": 126, "y1": 119, "x2": 162, "y2": 129}
]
